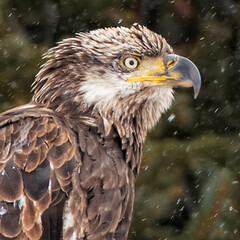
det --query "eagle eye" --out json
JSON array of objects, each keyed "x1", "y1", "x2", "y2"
[{"x1": 122, "y1": 56, "x2": 141, "y2": 70}]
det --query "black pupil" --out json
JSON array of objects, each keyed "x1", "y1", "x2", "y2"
[{"x1": 129, "y1": 59, "x2": 135, "y2": 66}]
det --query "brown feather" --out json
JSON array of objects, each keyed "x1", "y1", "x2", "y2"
[
  {"x1": 25, "y1": 222, "x2": 42, "y2": 240},
  {"x1": 35, "y1": 190, "x2": 51, "y2": 212},
  {"x1": 0, "y1": 201, "x2": 22, "y2": 237},
  {"x1": 22, "y1": 197, "x2": 37, "y2": 230},
  {"x1": 0, "y1": 160, "x2": 23, "y2": 201}
]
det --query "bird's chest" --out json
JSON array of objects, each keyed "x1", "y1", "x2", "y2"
[
  {"x1": 62, "y1": 125, "x2": 141, "y2": 239},
  {"x1": 77, "y1": 126, "x2": 139, "y2": 189}
]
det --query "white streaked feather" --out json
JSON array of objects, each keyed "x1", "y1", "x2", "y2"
[
  {"x1": 13, "y1": 196, "x2": 25, "y2": 210},
  {"x1": 18, "y1": 104, "x2": 37, "y2": 109},
  {"x1": 63, "y1": 211, "x2": 74, "y2": 231},
  {"x1": 69, "y1": 232, "x2": 77, "y2": 240},
  {"x1": 0, "y1": 206, "x2": 7, "y2": 216}
]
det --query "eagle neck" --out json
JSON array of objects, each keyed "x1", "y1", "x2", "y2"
[{"x1": 90, "y1": 110, "x2": 146, "y2": 175}]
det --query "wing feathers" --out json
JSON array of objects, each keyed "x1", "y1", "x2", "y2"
[
  {"x1": 22, "y1": 160, "x2": 50, "y2": 201},
  {"x1": 0, "y1": 104, "x2": 139, "y2": 239},
  {"x1": 45, "y1": 126, "x2": 58, "y2": 141},
  {"x1": 22, "y1": 197, "x2": 37, "y2": 231},
  {"x1": 0, "y1": 201, "x2": 22, "y2": 237},
  {"x1": 35, "y1": 190, "x2": 51, "y2": 212},
  {"x1": 24, "y1": 149, "x2": 41, "y2": 172},
  {"x1": 0, "y1": 160, "x2": 23, "y2": 201},
  {"x1": 0, "y1": 105, "x2": 78, "y2": 239},
  {"x1": 25, "y1": 222, "x2": 42, "y2": 240},
  {"x1": 1, "y1": 132, "x2": 11, "y2": 160}
]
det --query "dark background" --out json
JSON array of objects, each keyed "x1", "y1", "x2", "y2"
[{"x1": 0, "y1": 0, "x2": 239, "y2": 239}]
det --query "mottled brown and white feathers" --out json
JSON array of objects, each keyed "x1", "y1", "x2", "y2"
[{"x1": 0, "y1": 25, "x2": 176, "y2": 240}]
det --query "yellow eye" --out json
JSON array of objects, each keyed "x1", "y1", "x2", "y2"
[
  {"x1": 167, "y1": 59, "x2": 176, "y2": 68},
  {"x1": 123, "y1": 56, "x2": 140, "y2": 70}
]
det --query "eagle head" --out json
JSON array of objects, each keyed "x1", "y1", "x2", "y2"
[{"x1": 33, "y1": 24, "x2": 201, "y2": 130}]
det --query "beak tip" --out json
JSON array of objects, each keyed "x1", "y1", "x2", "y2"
[
  {"x1": 194, "y1": 92, "x2": 199, "y2": 99},
  {"x1": 193, "y1": 73, "x2": 201, "y2": 99},
  {"x1": 193, "y1": 81, "x2": 201, "y2": 99}
]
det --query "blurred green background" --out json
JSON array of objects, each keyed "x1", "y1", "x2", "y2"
[{"x1": 0, "y1": 0, "x2": 239, "y2": 239}]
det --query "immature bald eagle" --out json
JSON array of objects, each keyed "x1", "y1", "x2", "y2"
[{"x1": 0, "y1": 25, "x2": 200, "y2": 240}]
